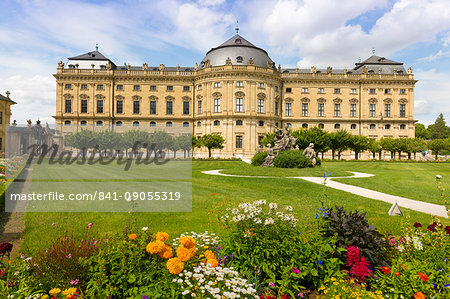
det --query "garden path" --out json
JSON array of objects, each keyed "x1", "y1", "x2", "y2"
[{"x1": 202, "y1": 169, "x2": 448, "y2": 218}]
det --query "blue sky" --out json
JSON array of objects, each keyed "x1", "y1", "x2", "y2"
[{"x1": 1, "y1": 0, "x2": 450, "y2": 125}]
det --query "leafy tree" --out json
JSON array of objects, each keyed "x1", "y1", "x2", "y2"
[
  {"x1": 427, "y1": 139, "x2": 450, "y2": 159},
  {"x1": 409, "y1": 138, "x2": 427, "y2": 160},
  {"x1": 348, "y1": 135, "x2": 370, "y2": 160},
  {"x1": 148, "y1": 131, "x2": 174, "y2": 158},
  {"x1": 415, "y1": 123, "x2": 429, "y2": 139},
  {"x1": 123, "y1": 130, "x2": 149, "y2": 157},
  {"x1": 291, "y1": 127, "x2": 330, "y2": 158},
  {"x1": 65, "y1": 129, "x2": 98, "y2": 158},
  {"x1": 429, "y1": 113, "x2": 450, "y2": 139},
  {"x1": 380, "y1": 137, "x2": 399, "y2": 159},
  {"x1": 260, "y1": 132, "x2": 275, "y2": 148},
  {"x1": 367, "y1": 139, "x2": 382, "y2": 159},
  {"x1": 98, "y1": 131, "x2": 123, "y2": 157},
  {"x1": 174, "y1": 135, "x2": 192, "y2": 158},
  {"x1": 328, "y1": 130, "x2": 351, "y2": 160},
  {"x1": 199, "y1": 134, "x2": 225, "y2": 158}
]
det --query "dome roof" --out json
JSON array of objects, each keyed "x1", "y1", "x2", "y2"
[{"x1": 199, "y1": 34, "x2": 275, "y2": 69}]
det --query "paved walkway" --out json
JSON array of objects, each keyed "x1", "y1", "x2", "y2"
[{"x1": 202, "y1": 169, "x2": 448, "y2": 218}]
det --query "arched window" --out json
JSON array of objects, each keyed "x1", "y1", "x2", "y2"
[
  {"x1": 183, "y1": 122, "x2": 190, "y2": 127},
  {"x1": 64, "y1": 120, "x2": 71, "y2": 126},
  {"x1": 197, "y1": 121, "x2": 201, "y2": 127},
  {"x1": 80, "y1": 120, "x2": 87, "y2": 126},
  {"x1": 96, "y1": 121, "x2": 103, "y2": 126},
  {"x1": 286, "y1": 123, "x2": 292, "y2": 128},
  {"x1": 258, "y1": 121, "x2": 264, "y2": 127},
  {"x1": 302, "y1": 123, "x2": 308, "y2": 128},
  {"x1": 214, "y1": 120, "x2": 220, "y2": 126},
  {"x1": 350, "y1": 124, "x2": 357, "y2": 130},
  {"x1": 116, "y1": 121, "x2": 123, "y2": 126},
  {"x1": 400, "y1": 124, "x2": 406, "y2": 130},
  {"x1": 166, "y1": 122, "x2": 173, "y2": 127},
  {"x1": 334, "y1": 124, "x2": 340, "y2": 129},
  {"x1": 236, "y1": 120, "x2": 243, "y2": 126},
  {"x1": 133, "y1": 121, "x2": 139, "y2": 127},
  {"x1": 150, "y1": 121, "x2": 156, "y2": 127},
  {"x1": 318, "y1": 123, "x2": 324, "y2": 129},
  {"x1": 385, "y1": 124, "x2": 391, "y2": 130},
  {"x1": 369, "y1": 124, "x2": 376, "y2": 130}
]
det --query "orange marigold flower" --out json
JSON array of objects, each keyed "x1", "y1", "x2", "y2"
[
  {"x1": 155, "y1": 232, "x2": 169, "y2": 242},
  {"x1": 177, "y1": 246, "x2": 192, "y2": 262},
  {"x1": 146, "y1": 241, "x2": 165, "y2": 254},
  {"x1": 179, "y1": 236, "x2": 196, "y2": 249},
  {"x1": 204, "y1": 250, "x2": 215, "y2": 260},
  {"x1": 382, "y1": 267, "x2": 390, "y2": 274},
  {"x1": 206, "y1": 258, "x2": 218, "y2": 268},
  {"x1": 128, "y1": 234, "x2": 137, "y2": 240},
  {"x1": 158, "y1": 244, "x2": 173, "y2": 259},
  {"x1": 167, "y1": 257, "x2": 184, "y2": 275},
  {"x1": 414, "y1": 291, "x2": 426, "y2": 299},
  {"x1": 189, "y1": 247, "x2": 197, "y2": 258},
  {"x1": 418, "y1": 272, "x2": 429, "y2": 282},
  {"x1": 394, "y1": 272, "x2": 400, "y2": 276}
]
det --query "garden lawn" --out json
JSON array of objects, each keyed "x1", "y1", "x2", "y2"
[{"x1": 18, "y1": 160, "x2": 450, "y2": 253}]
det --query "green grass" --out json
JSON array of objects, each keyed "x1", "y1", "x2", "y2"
[{"x1": 9, "y1": 160, "x2": 450, "y2": 253}]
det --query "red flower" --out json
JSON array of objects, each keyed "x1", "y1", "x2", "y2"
[
  {"x1": 346, "y1": 246, "x2": 360, "y2": 266},
  {"x1": 414, "y1": 222, "x2": 422, "y2": 228},
  {"x1": 382, "y1": 266, "x2": 391, "y2": 274},
  {"x1": 418, "y1": 272, "x2": 429, "y2": 282},
  {"x1": 349, "y1": 256, "x2": 372, "y2": 281},
  {"x1": 281, "y1": 295, "x2": 291, "y2": 299},
  {"x1": 445, "y1": 226, "x2": 450, "y2": 235},
  {"x1": 394, "y1": 272, "x2": 401, "y2": 276},
  {"x1": 0, "y1": 242, "x2": 13, "y2": 255},
  {"x1": 427, "y1": 223, "x2": 437, "y2": 231}
]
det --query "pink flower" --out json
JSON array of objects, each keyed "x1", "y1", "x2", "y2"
[
  {"x1": 292, "y1": 268, "x2": 300, "y2": 274},
  {"x1": 346, "y1": 246, "x2": 360, "y2": 266},
  {"x1": 66, "y1": 254, "x2": 72, "y2": 259},
  {"x1": 20, "y1": 254, "x2": 25, "y2": 259},
  {"x1": 389, "y1": 238, "x2": 396, "y2": 246},
  {"x1": 269, "y1": 282, "x2": 275, "y2": 287},
  {"x1": 70, "y1": 279, "x2": 79, "y2": 285},
  {"x1": 52, "y1": 223, "x2": 56, "y2": 226},
  {"x1": 349, "y1": 256, "x2": 372, "y2": 281}
]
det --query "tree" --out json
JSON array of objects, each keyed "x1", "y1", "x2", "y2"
[
  {"x1": 199, "y1": 134, "x2": 225, "y2": 158},
  {"x1": 427, "y1": 139, "x2": 450, "y2": 160},
  {"x1": 415, "y1": 123, "x2": 429, "y2": 139},
  {"x1": 148, "y1": 131, "x2": 174, "y2": 158},
  {"x1": 260, "y1": 132, "x2": 275, "y2": 148},
  {"x1": 291, "y1": 127, "x2": 330, "y2": 158},
  {"x1": 348, "y1": 135, "x2": 370, "y2": 160},
  {"x1": 65, "y1": 129, "x2": 98, "y2": 158},
  {"x1": 409, "y1": 138, "x2": 427, "y2": 160},
  {"x1": 174, "y1": 134, "x2": 192, "y2": 158},
  {"x1": 429, "y1": 113, "x2": 450, "y2": 139},
  {"x1": 328, "y1": 130, "x2": 351, "y2": 160},
  {"x1": 367, "y1": 139, "x2": 382, "y2": 159},
  {"x1": 123, "y1": 130, "x2": 149, "y2": 157},
  {"x1": 380, "y1": 137, "x2": 399, "y2": 159}
]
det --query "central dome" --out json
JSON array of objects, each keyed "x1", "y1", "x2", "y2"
[{"x1": 199, "y1": 34, "x2": 275, "y2": 69}]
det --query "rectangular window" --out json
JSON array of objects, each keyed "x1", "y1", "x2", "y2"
[
  {"x1": 285, "y1": 103, "x2": 292, "y2": 116},
  {"x1": 97, "y1": 84, "x2": 104, "y2": 90},
  {"x1": 81, "y1": 84, "x2": 88, "y2": 90},
  {"x1": 318, "y1": 88, "x2": 324, "y2": 93},
  {"x1": 385, "y1": 89, "x2": 391, "y2": 94},
  {"x1": 183, "y1": 102, "x2": 190, "y2": 115},
  {"x1": 133, "y1": 85, "x2": 140, "y2": 91},
  {"x1": 236, "y1": 136, "x2": 243, "y2": 149},
  {"x1": 400, "y1": 89, "x2": 406, "y2": 94},
  {"x1": 334, "y1": 104, "x2": 341, "y2": 117},
  {"x1": 369, "y1": 88, "x2": 376, "y2": 94},
  {"x1": 167, "y1": 85, "x2": 173, "y2": 91},
  {"x1": 400, "y1": 104, "x2": 406, "y2": 117},
  {"x1": 150, "y1": 101, "x2": 157, "y2": 114},
  {"x1": 0, "y1": 112, "x2": 2, "y2": 124},
  {"x1": 286, "y1": 87, "x2": 292, "y2": 93},
  {"x1": 258, "y1": 82, "x2": 264, "y2": 88},
  {"x1": 214, "y1": 98, "x2": 221, "y2": 112},
  {"x1": 350, "y1": 103, "x2": 357, "y2": 117},
  {"x1": 150, "y1": 85, "x2": 157, "y2": 91},
  {"x1": 214, "y1": 82, "x2": 221, "y2": 88},
  {"x1": 258, "y1": 135, "x2": 264, "y2": 146},
  {"x1": 369, "y1": 104, "x2": 376, "y2": 117},
  {"x1": 183, "y1": 86, "x2": 190, "y2": 91},
  {"x1": 275, "y1": 101, "x2": 279, "y2": 115},
  {"x1": 318, "y1": 103, "x2": 324, "y2": 116},
  {"x1": 65, "y1": 84, "x2": 72, "y2": 89},
  {"x1": 97, "y1": 100, "x2": 103, "y2": 113},
  {"x1": 236, "y1": 98, "x2": 243, "y2": 112},
  {"x1": 258, "y1": 99, "x2": 264, "y2": 113},
  {"x1": 236, "y1": 81, "x2": 243, "y2": 87},
  {"x1": 116, "y1": 85, "x2": 123, "y2": 91},
  {"x1": 116, "y1": 100, "x2": 123, "y2": 114},
  {"x1": 65, "y1": 99, "x2": 72, "y2": 113},
  {"x1": 302, "y1": 103, "x2": 308, "y2": 116},
  {"x1": 198, "y1": 85, "x2": 202, "y2": 90},
  {"x1": 302, "y1": 88, "x2": 308, "y2": 93},
  {"x1": 133, "y1": 101, "x2": 140, "y2": 114},
  {"x1": 81, "y1": 100, "x2": 88, "y2": 113},
  {"x1": 385, "y1": 103, "x2": 391, "y2": 117},
  {"x1": 198, "y1": 101, "x2": 202, "y2": 114},
  {"x1": 334, "y1": 88, "x2": 340, "y2": 94},
  {"x1": 166, "y1": 101, "x2": 173, "y2": 114},
  {"x1": 350, "y1": 88, "x2": 357, "y2": 94}
]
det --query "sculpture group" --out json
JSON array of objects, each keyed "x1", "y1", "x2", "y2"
[{"x1": 262, "y1": 126, "x2": 316, "y2": 167}]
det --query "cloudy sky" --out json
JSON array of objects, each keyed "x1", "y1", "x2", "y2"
[{"x1": 1, "y1": 0, "x2": 450, "y2": 125}]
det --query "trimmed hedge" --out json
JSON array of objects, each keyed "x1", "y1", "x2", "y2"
[
  {"x1": 251, "y1": 151, "x2": 268, "y2": 166},
  {"x1": 273, "y1": 150, "x2": 313, "y2": 168}
]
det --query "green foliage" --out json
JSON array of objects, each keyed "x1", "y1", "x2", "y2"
[
  {"x1": 251, "y1": 151, "x2": 268, "y2": 166},
  {"x1": 65, "y1": 129, "x2": 97, "y2": 156},
  {"x1": 429, "y1": 113, "x2": 450, "y2": 140},
  {"x1": 380, "y1": 137, "x2": 400, "y2": 159},
  {"x1": 273, "y1": 150, "x2": 312, "y2": 168},
  {"x1": 415, "y1": 123, "x2": 429, "y2": 139},
  {"x1": 427, "y1": 138, "x2": 450, "y2": 159},
  {"x1": 327, "y1": 130, "x2": 351, "y2": 160},
  {"x1": 367, "y1": 139, "x2": 382, "y2": 159},
  {"x1": 292, "y1": 127, "x2": 330, "y2": 154},
  {"x1": 348, "y1": 135, "x2": 370, "y2": 160},
  {"x1": 199, "y1": 134, "x2": 225, "y2": 158},
  {"x1": 174, "y1": 134, "x2": 192, "y2": 158},
  {"x1": 260, "y1": 132, "x2": 275, "y2": 148},
  {"x1": 323, "y1": 206, "x2": 388, "y2": 267}
]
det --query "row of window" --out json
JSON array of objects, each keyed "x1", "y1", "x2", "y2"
[
  {"x1": 281, "y1": 123, "x2": 406, "y2": 130},
  {"x1": 285, "y1": 87, "x2": 406, "y2": 94},
  {"x1": 64, "y1": 84, "x2": 192, "y2": 92},
  {"x1": 64, "y1": 120, "x2": 190, "y2": 127},
  {"x1": 285, "y1": 103, "x2": 406, "y2": 117}
]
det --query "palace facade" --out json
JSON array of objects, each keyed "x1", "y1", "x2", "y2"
[
  {"x1": 0, "y1": 91, "x2": 16, "y2": 152},
  {"x1": 54, "y1": 33, "x2": 416, "y2": 158}
]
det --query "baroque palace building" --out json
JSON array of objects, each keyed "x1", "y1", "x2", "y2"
[
  {"x1": 54, "y1": 30, "x2": 416, "y2": 158},
  {"x1": 0, "y1": 91, "x2": 16, "y2": 152}
]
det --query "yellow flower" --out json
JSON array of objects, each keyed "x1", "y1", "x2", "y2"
[
  {"x1": 204, "y1": 250, "x2": 215, "y2": 260},
  {"x1": 155, "y1": 232, "x2": 169, "y2": 242},
  {"x1": 41, "y1": 296, "x2": 49, "y2": 299},
  {"x1": 62, "y1": 287, "x2": 77, "y2": 296},
  {"x1": 206, "y1": 258, "x2": 218, "y2": 268},
  {"x1": 204, "y1": 245, "x2": 209, "y2": 249},
  {"x1": 179, "y1": 236, "x2": 196, "y2": 249},
  {"x1": 177, "y1": 246, "x2": 192, "y2": 262},
  {"x1": 333, "y1": 281, "x2": 339, "y2": 286},
  {"x1": 331, "y1": 277, "x2": 336, "y2": 281},
  {"x1": 167, "y1": 257, "x2": 184, "y2": 275},
  {"x1": 49, "y1": 288, "x2": 61, "y2": 295},
  {"x1": 146, "y1": 241, "x2": 166, "y2": 254},
  {"x1": 158, "y1": 244, "x2": 173, "y2": 259},
  {"x1": 318, "y1": 286, "x2": 325, "y2": 291}
]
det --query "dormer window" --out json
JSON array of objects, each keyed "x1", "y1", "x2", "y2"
[
  {"x1": 68, "y1": 64, "x2": 75, "y2": 69},
  {"x1": 100, "y1": 65, "x2": 106, "y2": 69},
  {"x1": 236, "y1": 56, "x2": 243, "y2": 63},
  {"x1": 235, "y1": 38, "x2": 241, "y2": 44}
]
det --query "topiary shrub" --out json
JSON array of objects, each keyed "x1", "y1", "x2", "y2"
[
  {"x1": 273, "y1": 150, "x2": 312, "y2": 168},
  {"x1": 322, "y1": 206, "x2": 388, "y2": 267},
  {"x1": 315, "y1": 156, "x2": 322, "y2": 166},
  {"x1": 251, "y1": 151, "x2": 268, "y2": 166}
]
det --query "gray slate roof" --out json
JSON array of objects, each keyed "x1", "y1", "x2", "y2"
[
  {"x1": 68, "y1": 51, "x2": 110, "y2": 61},
  {"x1": 0, "y1": 94, "x2": 16, "y2": 104}
]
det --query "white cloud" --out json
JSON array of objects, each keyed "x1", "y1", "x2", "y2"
[{"x1": 197, "y1": 0, "x2": 226, "y2": 6}]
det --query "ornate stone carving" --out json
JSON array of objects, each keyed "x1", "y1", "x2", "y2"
[
  {"x1": 317, "y1": 98, "x2": 326, "y2": 103},
  {"x1": 58, "y1": 61, "x2": 64, "y2": 68},
  {"x1": 235, "y1": 91, "x2": 245, "y2": 98},
  {"x1": 165, "y1": 95, "x2": 175, "y2": 101},
  {"x1": 196, "y1": 94, "x2": 203, "y2": 100},
  {"x1": 333, "y1": 98, "x2": 342, "y2": 104},
  {"x1": 115, "y1": 95, "x2": 125, "y2": 100},
  {"x1": 149, "y1": 95, "x2": 158, "y2": 101},
  {"x1": 132, "y1": 95, "x2": 142, "y2": 100},
  {"x1": 349, "y1": 98, "x2": 358, "y2": 104},
  {"x1": 248, "y1": 58, "x2": 254, "y2": 65},
  {"x1": 95, "y1": 94, "x2": 105, "y2": 99},
  {"x1": 327, "y1": 66, "x2": 332, "y2": 74},
  {"x1": 182, "y1": 96, "x2": 192, "y2": 101},
  {"x1": 79, "y1": 94, "x2": 89, "y2": 100},
  {"x1": 225, "y1": 57, "x2": 232, "y2": 65},
  {"x1": 212, "y1": 92, "x2": 222, "y2": 98},
  {"x1": 368, "y1": 98, "x2": 378, "y2": 104},
  {"x1": 310, "y1": 66, "x2": 317, "y2": 73},
  {"x1": 303, "y1": 143, "x2": 316, "y2": 166},
  {"x1": 257, "y1": 92, "x2": 266, "y2": 99},
  {"x1": 284, "y1": 97, "x2": 294, "y2": 103},
  {"x1": 301, "y1": 97, "x2": 310, "y2": 103},
  {"x1": 384, "y1": 98, "x2": 393, "y2": 104},
  {"x1": 408, "y1": 67, "x2": 413, "y2": 74},
  {"x1": 399, "y1": 98, "x2": 408, "y2": 104},
  {"x1": 262, "y1": 126, "x2": 298, "y2": 167},
  {"x1": 63, "y1": 93, "x2": 74, "y2": 99}
]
